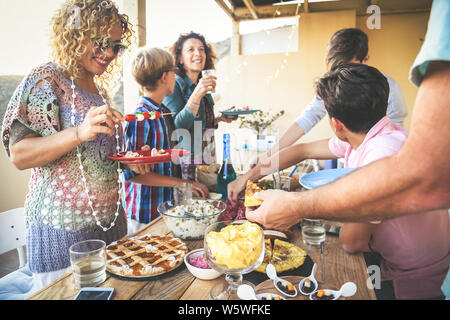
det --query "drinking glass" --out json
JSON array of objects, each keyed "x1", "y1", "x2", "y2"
[
  {"x1": 173, "y1": 182, "x2": 192, "y2": 205},
  {"x1": 301, "y1": 219, "x2": 326, "y2": 283},
  {"x1": 69, "y1": 239, "x2": 106, "y2": 288},
  {"x1": 274, "y1": 175, "x2": 291, "y2": 191},
  {"x1": 204, "y1": 220, "x2": 265, "y2": 300},
  {"x1": 301, "y1": 219, "x2": 326, "y2": 246},
  {"x1": 202, "y1": 69, "x2": 216, "y2": 93}
]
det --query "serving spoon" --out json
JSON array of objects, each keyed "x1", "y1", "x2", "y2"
[
  {"x1": 309, "y1": 281, "x2": 357, "y2": 300},
  {"x1": 266, "y1": 263, "x2": 298, "y2": 297},
  {"x1": 180, "y1": 210, "x2": 196, "y2": 218},
  {"x1": 298, "y1": 263, "x2": 318, "y2": 295},
  {"x1": 237, "y1": 284, "x2": 258, "y2": 300}
]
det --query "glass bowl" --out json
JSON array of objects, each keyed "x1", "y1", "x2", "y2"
[
  {"x1": 158, "y1": 199, "x2": 226, "y2": 240},
  {"x1": 204, "y1": 220, "x2": 265, "y2": 300}
]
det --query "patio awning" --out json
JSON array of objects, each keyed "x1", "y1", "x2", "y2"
[{"x1": 215, "y1": 0, "x2": 432, "y2": 21}]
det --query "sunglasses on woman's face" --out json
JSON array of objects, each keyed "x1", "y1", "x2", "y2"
[{"x1": 90, "y1": 34, "x2": 128, "y2": 56}]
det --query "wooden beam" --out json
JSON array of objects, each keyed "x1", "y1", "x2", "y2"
[
  {"x1": 121, "y1": 0, "x2": 146, "y2": 113},
  {"x1": 137, "y1": 0, "x2": 146, "y2": 46},
  {"x1": 214, "y1": 0, "x2": 236, "y2": 21},
  {"x1": 234, "y1": 3, "x2": 299, "y2": 20},
  {"x1": 242, "y1": 0, "x2": 259, "y2": 19},
  {"x1": 231, "y1": 0, "x2": 431, "y2": 21},
  {"x1": 357, "y1": 8, "x2": 430, "y2": 16},
  {"x1": 304, "y1": 0, "x2": 309, "y2": 13},
  {"x1": 230, "y1": 20, "x2": 241, "y2": 56}
]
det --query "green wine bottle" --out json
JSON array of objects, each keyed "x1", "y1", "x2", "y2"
[{"x1": 217, "y1": 133, "x2": 237, "y2": 200}]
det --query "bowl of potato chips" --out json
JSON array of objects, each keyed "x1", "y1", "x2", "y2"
[
  {"x1": 203, "y1": 220, "x2": 265, "y2": 299},
  {"x1": 204, "y1": 220, "x2": 265, "y2": 273}
]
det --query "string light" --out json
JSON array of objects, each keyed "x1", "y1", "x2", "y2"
[{"x1": 223, "y1": 3, "x2": 302, "y2": 87}]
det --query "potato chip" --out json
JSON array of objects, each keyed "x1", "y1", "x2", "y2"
[{"x1": 206, "y1": 221, "x2": 263, "y2": 269}]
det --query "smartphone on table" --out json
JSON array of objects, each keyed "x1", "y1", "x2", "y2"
[{"x1": 74, "y1": 287, "x2": 114, "y2": 300}]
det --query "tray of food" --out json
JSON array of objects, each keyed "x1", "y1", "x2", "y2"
[
  {"x1": 220, "y1": 106, "x2": 260, "y2": 117},
  {"x1": 107, "y1": 148, "x2": 189, "y2": 165}
]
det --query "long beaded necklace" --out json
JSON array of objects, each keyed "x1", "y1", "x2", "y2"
[{"x1": 70, "y1": 77, "x2": 122, "y2": 232}]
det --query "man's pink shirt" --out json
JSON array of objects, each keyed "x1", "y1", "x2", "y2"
[
  {"x1": 328, "y1": 116, "x2": 450, "y2": 299},
  {"x1": 328, "y1": 116, "x2": 407, "y2": 168}
]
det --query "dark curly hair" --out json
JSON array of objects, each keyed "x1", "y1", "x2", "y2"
[
  {"x1": 315, "y1": 63, "x2": 389, "y2": 133},
  {"x1": 168, "y1": 31, "x2": 217, "y2": 78}
]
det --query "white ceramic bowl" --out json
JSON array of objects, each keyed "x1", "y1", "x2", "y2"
[
  {"x1": 184, "y1": 248, "x2": 223, "y2": 280},
  {"x1": 208, "y1": 192, "x2": 223, "y2": 200}
]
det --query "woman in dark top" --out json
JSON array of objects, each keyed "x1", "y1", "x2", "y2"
[{"x1": 163, "y1": 32, "x2": 237, "y2": 180}]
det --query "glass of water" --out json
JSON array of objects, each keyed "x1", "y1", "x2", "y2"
[
  {"x1": 274, "y1": 175, "x2": 291, "y2": 191},
  {"x1": 201, "y1": 69, "x2": 216, "y2": 93},
  {"x1": 173, "y1": 182, "x2": 192, "y2": 205},
  {"x1": 69, "y1": 239, "x2": 106, "y2": 288},
  {"x1": 301, "y1": 219, "x2": 326, "y2": 246}
]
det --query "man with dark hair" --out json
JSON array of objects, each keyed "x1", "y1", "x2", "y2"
[
  {"x1": 237, "y1": 28, "x2": 408, "y2": 185},
  {"x1": 316, "y1": 63, "x2": 389, "y2": 133},
  {"x1": 326, "y1": 28, "x2": 369, "y2": 71}
]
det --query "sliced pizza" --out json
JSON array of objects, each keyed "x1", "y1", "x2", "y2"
[
  {"x1": 255, "y1": 239, "x2": 273, "y2": 273},
  {"x1": 271, "y1": 239, "x2": 307, "y2": 273},
  {"x1": 255, "y1": 239, "x2": 307, "y2": 274},
  {"x1": 244, "y1": 180, "x2": 263, "y2": 207}
]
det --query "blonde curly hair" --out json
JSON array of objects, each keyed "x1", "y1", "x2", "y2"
[{"x1": 50, "y1": 0, "x2": 134, "y2": 100}]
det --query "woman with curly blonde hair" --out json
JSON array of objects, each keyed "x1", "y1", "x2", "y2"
[{"x1": 1, "y1": 0, "x2": 139, "y2": 292}]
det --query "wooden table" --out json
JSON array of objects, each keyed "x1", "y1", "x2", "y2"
[{"x1": 27, "y1": 218, "x2": 376, "y2": 300}]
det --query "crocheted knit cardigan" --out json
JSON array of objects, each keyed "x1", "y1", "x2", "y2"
[{"x1": 1, "y1": 62, "x2": 126, "y2": 273}]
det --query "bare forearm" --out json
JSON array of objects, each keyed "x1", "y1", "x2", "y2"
[
  {"x1": 291, "y1": 63, "x2": 450, "y2": 222},
  {"x1": 290, "y1": 154, "x2": 433, "y2": 222},
  {"x1": 267, "y1": 123, "x2": 305, "y2": 157},
  {"x1": 10, "y1": 128, "x2": 79, "y2": 170},
  {"x1": 246, "y1": 144, "x2": 307, "y2": 182},
  {"x1": 339, "y1": 223, "x2": 374, "y2": 253},
  {"x1": 130, "y1": 172, "x2": 183, "y2": 187},
  {"x1": 247, "y1": 139, "x2": 333, "y2": 182},
  {"x1": 9, "y1": 105, "x2": 122, "y2": 171}
]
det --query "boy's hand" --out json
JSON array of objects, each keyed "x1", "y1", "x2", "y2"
[
  {"x1": 227, "y1": 175, "x2": 247, "y2": 202},
  {"x1": 127, "y1": 145, "x2": 153, "y2": 174},
  {"x1": 190, "y1": 181, "x2": 209, "y2": 199}
]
